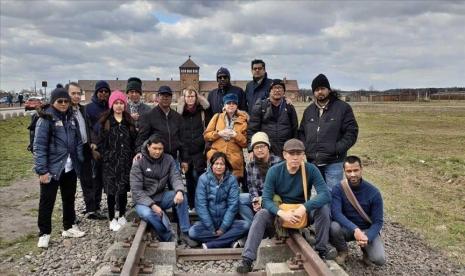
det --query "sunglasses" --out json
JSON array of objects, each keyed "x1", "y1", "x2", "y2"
[
  {"x1": 56, "y1": 99, "x2": 69, "y2": 104},
  {"x1": 218, "y1": 76, "x2": 229, "y2": 80},
  {"x1": 98, "y1": 89, "x2": 110, "y2": 94}
]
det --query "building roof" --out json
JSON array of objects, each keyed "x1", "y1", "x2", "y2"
[{"x1": 179, "y1": 57, "x2": 199, "y2": 69}]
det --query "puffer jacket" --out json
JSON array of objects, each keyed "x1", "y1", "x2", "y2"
[
  {"x1": 245, "y1": 74, "x2": 273, "y2": 113},
  {"x1": 177, "y1": 94, "x2": 211, "y2": 171},
  {"x1": 298, "y1": 97, "x2": 358, "y2": 165},
  {"x1": 130, "y1": 139, "x2": 185, "y2": 207},
  {"x1": 247, "y1": 98, "x2": 298, "y2": 157},
  {"x1": 204, "y1": 110, "x2": 248, "y2": 178},
  {"x1": 33, "y1": 106, "x2": 84, "y2": 180},
  {"x1": 195, "y1": 168, "x2": 239, "y2": 232},
  {"x1": 207, "y1": 85, "x2": 247, "y2": 115}
]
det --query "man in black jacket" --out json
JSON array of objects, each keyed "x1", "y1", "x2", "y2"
[
  {"x1": 245, "y1": 59, "x2": 273, "y2": 113},
  {"x1": 248, "y1": 79, "x2": 298, "y2": 157},
  {"x1": 208, "y1": 67, "x2": 247, "y2": 115},
  {"x1": 298, "y1": 74, "x2": 358, "y2": 191},
  {"x1": 135, "y1": 86, "x2": 188, "y2": 173}
]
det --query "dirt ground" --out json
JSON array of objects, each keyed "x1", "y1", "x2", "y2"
[{"x1": 0, "y1": 176, "x2": 39, "y2": 243}]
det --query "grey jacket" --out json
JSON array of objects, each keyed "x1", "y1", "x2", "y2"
[{"x1": 130, "y1": 139, "x2": 185, "y2": 207}]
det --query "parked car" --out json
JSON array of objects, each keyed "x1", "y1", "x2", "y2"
[
  {"x1": 0, "y1": 96, "x2": 8, "y2": 104},
  {"x1": 24, "y1": 97, "x2": 45, "y2": 111}
]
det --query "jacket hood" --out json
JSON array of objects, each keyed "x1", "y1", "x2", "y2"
[{"x1": 177, "y1": 93, "x2": 210, "y2": 114}]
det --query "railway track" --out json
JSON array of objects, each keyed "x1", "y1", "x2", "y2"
[{"x1": 104, "y1": 218, "x2": 341, "y2": 276}]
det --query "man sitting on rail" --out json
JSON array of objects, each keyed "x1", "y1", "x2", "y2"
[
  {"x1": 130, "y1": 135, "x2": 198, "y2": 247},
  {"x1": 330, "y1": 155, "x2": 386, "y2": 266},
  {"x1": 236, "y1": 139, "x2": 333, "y2": 273}
]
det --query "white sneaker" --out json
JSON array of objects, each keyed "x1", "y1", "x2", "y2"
[
  {"x1": 62, "y1": 225, "x2": 86, "y2": 238},
  {"x1": 109, "y1": 218, "x2": 121, "y2": 231},
  {"x1": 232, "y1": 237, "x2": 246, "y2": 248},
  {"x1": 117, "y1": 216, "x2": 127, "y2": 226},
  {"x1": 37, "y1": 234, "x2": 50, "y2": 248},
  {"x1": 202, "y1": 243, "x2": 208, "y2": 249}
]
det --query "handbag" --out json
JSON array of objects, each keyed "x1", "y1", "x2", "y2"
[{"x1": 279, "y1": 161, "x2": 308, "y2": 229}]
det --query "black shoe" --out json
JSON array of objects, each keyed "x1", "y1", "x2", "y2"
[
  {"x1": 317, "y1": 246, "x2": 337, "y2": 261},
  {"x1": 180, "y1": 232, "x2": 199, "y2": 248},
  {"x1": 236, "y1": 258, "x2": 253, "y2": 273},
  {"x1": 85, "y1": 211, "x2": 107, "y2": 220}
]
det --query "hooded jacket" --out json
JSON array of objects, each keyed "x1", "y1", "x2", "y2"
[
  {"x1": 204, "y1": 110, "x2": 248, "y2": 178},
  {"x1": 207, "y1": 85, "x2": 247, "y2": 115},
  {"x1": 195, "y1": 168, "x2": 240, "y2": 232},
  {"x1": 130, "y1": 139, "x2": 185, "y2": 207},
  {"x1": 177, "y1": 94, "x2": 211, "y2": 171},
  {"x1": 85, "y1": 90, "x2": 110, "y2": 141},
  {"x1": 298, "y1": 97, "x2": 358, "y2": 165},
  {"x1": 33, "y1": 105, "x2": 84, "y2": 180},
  {"x1": 245, "y1": 73, "x2": 273, "y2": 113}
]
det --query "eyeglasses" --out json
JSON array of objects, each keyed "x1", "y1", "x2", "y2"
[
  {"x1": 252, "y1": 67, "x2": 264, "y2": 71},
  {"x1": 272, "y1": 86, "x2": 284, "y2": 91},
  {"x1": 253, "y1": 144, "x2": 268, "y2": 150},
  {"x1": 56, "y1": 99, "x2": 69, "y2": 104},
  {"x1": 218, "y1": 76, "x2": 229, "y2": 80}
]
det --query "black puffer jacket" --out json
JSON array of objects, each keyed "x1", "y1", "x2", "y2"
[
  {"x1": 207, "y1": 85, "x2": 247, "y2": 115},
  {"x1": 245, "y1": 74, "x2": 273, "y2": 114},
  {"x1": 135, "y1": 106, "x2": 188, "y2": 162},
  {"x1": 247, "y1": 99, "x2": 298, "y2": 157},
  {"x1": 298, "y1": 97, "x2": 358, "y2": 165}
]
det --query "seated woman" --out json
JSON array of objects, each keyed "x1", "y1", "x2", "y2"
[{"x1": 189, "y1": 152, "x2": 250, "y2": 248}]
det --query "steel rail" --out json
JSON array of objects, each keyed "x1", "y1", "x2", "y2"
[
  {"x1": 176, "y1": 248, "x2": 243, "y2": 261},
  {"x1": 120, "y1": 220, "x2": 148, "y2": 276},
  {"x1": 287, "y1": 232, "x2": 332, "y2": 276},
  {"x1": 174, "y1": 272, "x2": 266, "y2": 276}
]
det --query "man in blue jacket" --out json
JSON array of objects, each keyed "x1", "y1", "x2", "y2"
[
  {"x1": 34, "y1": 87, "x2": 85, "y2": 248},
  {"x1": 245, "y1": 59, "x2": 273, "y2": 113},
  {"x1": 207, "y1": 67, "x2": 247, "y2": 115},
  {"x1": 330, "y1": 156, "x2": 385, "y2": 266},
  {"x1": 237, "y1": 139, "x2": 333, "y2": 273}
]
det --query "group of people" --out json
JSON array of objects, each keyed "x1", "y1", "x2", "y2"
[{"x1": 32, "y1": 59, "x2": 386, "y2": 271}]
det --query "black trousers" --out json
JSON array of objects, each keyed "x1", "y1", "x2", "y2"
[
  {"x1": 91, "y1": 159, "x2": 103, "y2": 211},
  {"x1": 80, "y1": 145, "x2": 94, "y2": 213},
  {"x1": 107, "y1": 193, "x2": 128, "y2": 220},
  {"x1": 38, "y1": 170, "x2": 77, "y2": 235}
]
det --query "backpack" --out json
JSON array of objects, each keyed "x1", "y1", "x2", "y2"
[{"x1": 27, "y1": 113, "x2": 53, "y2": 153}]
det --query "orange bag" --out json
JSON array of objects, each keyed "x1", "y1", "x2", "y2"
[{"x1": 279, "y1": 161, "x2": 308, "y2": 229}]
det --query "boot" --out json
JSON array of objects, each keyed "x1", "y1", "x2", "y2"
[
  {"x1": 362, "y1": 250, "x2": 372, "y2": 266},
  {"x1": 236, "y1": 258, "x2": 253, "y2": 273},
  {"x1": 335, "y1": 250, "x2": 348, "y2": 265}
]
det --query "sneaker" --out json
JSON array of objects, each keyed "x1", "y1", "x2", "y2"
[
  {"x1": 85, "y1": 211, "x2": 107, "y2": 220},
  {"x1": 202, "y1": 243, "x2": 208, "y2": 249},
  {"x1": 180, "y1": 232, "x2": 199, "y2": 248},
  {"x1": 236, "y1": 258, "x2": 253, "y2": 273},
  {"x1": 117, "y1": 216, "x2": 127, "y2": 226},
  {"x1": 317, "y1": 246, "x2": 337, "y2": 260},
  {"x1": 37, "y1": 234, "x2": 50, "y2": 248},
  {"x1": 335, "y1": 250, "x2": 348, "y2": 265},
  {"x1": 109, "y1": 219, "x2": 121, "y2": 232},
  {"x1": 62, "y1": 225, "x2": 86, "y2": 238},
  {"x1": 232, "y1": 237, "x2": 246, "y2": 248},
  {"x1": 301, "y1": 227, "x2": 316, "y2": 245}
]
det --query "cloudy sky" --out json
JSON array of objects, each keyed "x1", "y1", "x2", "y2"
[{"x1": 1, "y1": 0, "x2": 464, "y2": 92}]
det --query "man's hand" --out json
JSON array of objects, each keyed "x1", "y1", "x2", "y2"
[
  {"x1": 251, "y1": 197, "x2": 261, "y2": 212},
  {"x1": 90, "y1": 143, "x2": 97, "y2": 150},
  {"x1": 39, "y1": 173, "x2": 50, "y2": 184},
  {"x1": 151, "y1": 204, "x2": 163, "y2": 217},
  {"x1": 181, "y1": 162, "x2": 189, "y2": 174},
  {"x1": 131, "y1": 113, "x2": 140, "y2": 121},
  {"x1": 277, "y1": 209, "x2": 302, "y2": 224},
  {"x1": 293, "y1": 204, "x2": 307, "y2": 219},
  {"x1": 354, "y1": 228, "x2": 368, "y2": 247},
  {"x1": 173, "y1": 191, "x2": 184, "y2": 205},
  {"x1": 133, "y1": 153, "x2": 142, "y2": 162},
  {"x1": 215, "y1": 229, "x2": 224, "y2": 236}
]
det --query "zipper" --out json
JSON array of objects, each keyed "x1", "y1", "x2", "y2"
[{"x1": 165, "y1": 113, "x2": 171, "y2": 154}]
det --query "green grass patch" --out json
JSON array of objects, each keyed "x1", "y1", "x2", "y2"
[{"x1": 0, "y1": 116, "x2": 34, "y2": 187}]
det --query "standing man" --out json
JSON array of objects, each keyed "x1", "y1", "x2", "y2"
[
  {"x1": 245, "y1": 59, "x2": 273, "y2": 113},
  {"x1": 248, "y1": 79, "x2": 298, "y2": 157},
  {"x1": 330, "y1": 156, "x2": 385, "y2": 266},
  {"x1": 126, "y1": 77, "x2": 152, "y2": 131},
  {"x1": 236, "y1": 139, "x2": 333, "y2": 273},
  {"x1": 84, "y1": 80, "x2": 111, "y2": 219},
  {"x1": 135, "y1": 86, "x2": 188, "y2": 173},
  {"x1": 207, "y1": 67, "x2": 247, "y2": 115},
  {"x1": 298, "y1": 74, "x2": 358, "y2": 191},
  {"x1": 18, "y1": 93, "x2": 24, "y2": 107}
]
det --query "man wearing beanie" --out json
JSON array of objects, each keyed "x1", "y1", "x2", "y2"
[
  {"x1": 34, "y1": 87, "x2": 86, "y2": 248},
  {"x1": 248, "y1": 79, "x2": 298, "y2": 158},
  {"x1": 84, "y1": 80, "x2": 111, "y2": 219},
  {"x1": 298, "y1": 74, "x2": 358, "y2": 192},
  {"x1": 245, "y1": 59, "x2": 273, "y2": 114},
  {"x1": 239, "y1": 132, "x2": 281, "y2": 224},
  {"x1": 207, "y1": 67, "x2": 247, "y2": 115},
  {"x1": 126, "y1": 77, "x2": 152, "y2": 130}
]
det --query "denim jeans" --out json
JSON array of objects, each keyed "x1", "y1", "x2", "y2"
[
  {"x1": 135, "y1": 191, "x2": 191, "y2": 241},
  {"x1": 317, "y1": 162, "x2": 343, "y2": 192},
  {"x1": 239, "y1": 193, "x2": 254, "y2": 224},
  {"x1": 330, "y1": 221, "x2": 386, "y2": 266},
  {"x1": 189, "y1": 220, "x2": 250, "y2": 248}
]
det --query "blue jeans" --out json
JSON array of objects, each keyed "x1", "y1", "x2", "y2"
[
  {"x1": 135, "y1": 191, "x2": 191, "y2": 242},
  {"x1": 189, "y1": 220, "x2": 250, "y2": 248},
  {"x1": 317, "y1": 162, "x2": 343, "y2": 192},
  {"x1": 239, "y1": 193, "x2": 254, "y2": 224}
]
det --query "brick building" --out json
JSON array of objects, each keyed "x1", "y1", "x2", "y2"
[{"x1": 78, "y1": 57, "x2": 299, "y2": 103}]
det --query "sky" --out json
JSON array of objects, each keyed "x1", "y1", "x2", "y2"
[{"x1": 1, "y1": 0, "x2": 464, "y2": 92}]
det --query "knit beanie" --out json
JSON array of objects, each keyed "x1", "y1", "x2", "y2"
[
  {"x1": 251, "y1": 132, "x2": 271, "y2": 148},
  {"x1": 126, "y1": 77, "x2": 142, "y2": 94},
  {"x1": 216, "y1": 67, "x2": 231, "y2": 80},
  {"x1": 311, "y1": 74, "x2": 331, "y2": 92},
  {"x1": 223, "y1": 93, "x2": 238, "y2": 105},
  {"x1": 95, "y1": 80, "x2": 110, "y2": 93},
  {"x1": 269, "y1": 79, "x2": 286, "y2": 92},
  {"x1": 50, "y1": 87, "x2": 71, "y2": 104},
  {"x1": 108, "y1": 90, "x2": 127, "y2": 108}
]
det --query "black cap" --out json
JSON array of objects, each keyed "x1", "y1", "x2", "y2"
[
  {"x1": 269, "y1": 79, "x2": 286, "y2": 92},
  {"x1": 158, "y1": 85, "x2": 173, "y2": 95}
]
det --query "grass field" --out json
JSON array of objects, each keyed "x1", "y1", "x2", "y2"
[{"x1": 295, "y1": 101, "x2": 465, "y2": 265}]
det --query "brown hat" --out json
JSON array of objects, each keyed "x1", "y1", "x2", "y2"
[{"x1": 283, "y1": 139, "x2": 305, "y2": 152}]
